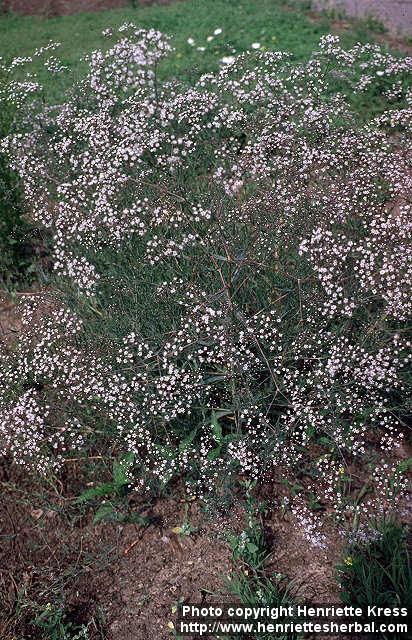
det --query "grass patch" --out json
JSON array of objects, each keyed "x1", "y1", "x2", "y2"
[
  {"x1": 0, "y1": 0, "x2": 384, "y2": 99},
  {"x1": 337, "y1": 519, "x2": 412, "y2": 620}
]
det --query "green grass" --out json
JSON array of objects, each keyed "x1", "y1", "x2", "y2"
[
  {"x1": 224, "y1": 483, "x2": 299, "y2": 639},
  {"x1": 337, "y1": 519, "x2": 412, "y2": 632},
  {"x1": 0, "y1": 0, "x2": 379, "y2": 100}
]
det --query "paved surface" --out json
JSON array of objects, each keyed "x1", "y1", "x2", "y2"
[{"x1": 314, "y1": 0, "x2": 412, "y2": 34}]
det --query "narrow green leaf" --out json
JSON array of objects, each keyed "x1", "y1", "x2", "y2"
[
  {"x1": 76, "y1": 482, "x2": 115, "y2": 503},
  {"x1": 113, "y1": 452, "x2": 134, "y2": 487},
  {"x1": 211, "y1": 411, "x2": 222, "y2": 444},
  {"x1": 179, "y1": 427, "x2": 198, "y2": 451},
  {"x1": 93, "y1": 502, "x2": 116, "y2": 525},
  {"x1": 207, "y1": 445, "x2": 221, "y2": 461}
]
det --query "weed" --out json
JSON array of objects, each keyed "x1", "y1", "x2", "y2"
[
  {"x1": 77, "y1": 452, "x2": 150, "y2": 526},
  {"x1": 226, "y1": 483, "x2": 299, "y2": 639},
  {"x1": 32, "y1": 602, "x2": 91, "y2": 640},
  {"x1": 337, "y1": 518, "x2": 412, "y2": 619},
  {"x1": 359, "y1": 13, "x2": 387, "y2": 35}
]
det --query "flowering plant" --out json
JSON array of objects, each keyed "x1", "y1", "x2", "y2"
[{"x1": 1, "y1": 27, "x2": 411, "y2": 541}]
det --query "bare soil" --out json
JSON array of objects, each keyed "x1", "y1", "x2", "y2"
[
  {"x1": 2, "y1": 0, "x2": 173, "y2": 17},
  {"x1": 0, "y1": 464, "x2": 345, "y2": 640},
  {"x1": 107, "y1": 497, "x2": 234, "y2": 640},
  {"x1": 0, "y1": 458, "x2": 235, "y2": 640}
]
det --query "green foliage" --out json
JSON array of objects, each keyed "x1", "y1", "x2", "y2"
[
  {"x1": 226, "y1": 573, "x2": 300, "y2": 640},
  {"x1": 32, "y1": 604, "x2": 90, "y2": 640},
  {"x1": 225, "y1": 483, "x2": 299, "y2": 639},
  {"x1": 337, "y1": 519, "x2": 412, "y2": 617},
  {"x1": 228, "y1": 482, "x2": 268, "y2": 572},
  {"x1": 77, "y1": 452, "x2": 149, "y2": 526},
  {"x1": 13, "y1": 591, "x2": 92, "y2": 640},
  {"x1": 0, "y1": 63, "x2": 38, "y2": 288},
  {"x1": 359, "y1": 13, "x2": 387, "y2": 35}
]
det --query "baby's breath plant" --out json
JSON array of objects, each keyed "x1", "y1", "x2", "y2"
[
  {"x1": 1, "y1": 26, "x2": 411, "y2": 541},
  {"x1": 0, "y1": 59, "x2": 31, "y2": 287}
]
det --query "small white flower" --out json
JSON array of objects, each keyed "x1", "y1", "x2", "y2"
[
  {"x1": 207, "y1": 36, "x2": 214, "y2": 42},
  {"x1": 251, "y1": 42, "x2": 261, "y2": 49},
  {"x1": 214, "y1": 28, "x2": 222, "y2": 35},
  {"x1": 221, "y1": 56, "x2": 235, "y2": 65},
  {"x1": 187, "y1": 37, "x2": 195, "y2": 46},
  {"x1": 197, "y1": 47, "x2": 206, "y2": 52}
]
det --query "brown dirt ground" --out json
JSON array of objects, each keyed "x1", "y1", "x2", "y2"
[
  {"x1": 0, "y1": 466, "x2": 235, "y2": 640},
  {"x1": 1, "y1": 457, "x2": 409, "y2": 639},
  {"x1": 0, "y1": 291, "x2": 36, "y2": 346},
  {"x1": 0, "y1": 465, "x2": 343, "y2": 640},
  {"x1": 2, "y1": 0, "x2": 173, "y2": 17},
  {"x1": 1, "y1": 461, "x2": 408, "y2": 639}
]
